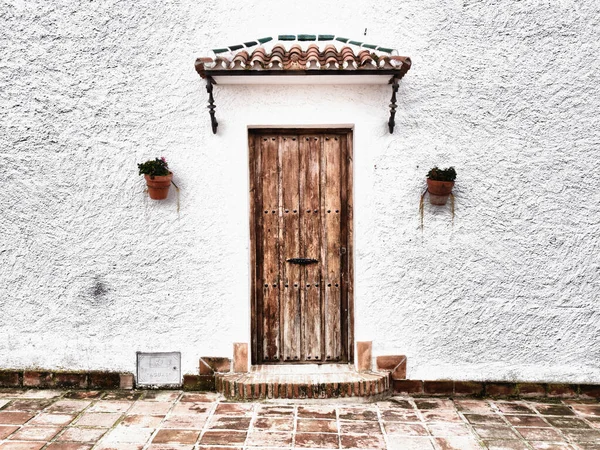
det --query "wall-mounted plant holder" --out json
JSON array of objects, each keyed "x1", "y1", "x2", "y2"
[{"x1": 419, "y1": 166, "x2": 456, "y2": 230}]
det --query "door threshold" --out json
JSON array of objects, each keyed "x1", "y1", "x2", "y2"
[{"x1": 251, "y1": 363, "x2": 355, "y2": 374}]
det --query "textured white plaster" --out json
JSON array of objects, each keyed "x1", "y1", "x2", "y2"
[{"x1": 0, "y1": 0, "x2": 599, "y2": 382}]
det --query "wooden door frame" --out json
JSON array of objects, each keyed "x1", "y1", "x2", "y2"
[{"x1": 248, "y1": 127, "x2": 354, "y2": 365}]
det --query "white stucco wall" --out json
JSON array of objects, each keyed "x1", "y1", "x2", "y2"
[{"x1": 1, "y1": 0, "x2": 598, "y2": 382}]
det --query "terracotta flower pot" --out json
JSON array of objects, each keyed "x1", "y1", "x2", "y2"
[
  {"x1": 427, "y1": 179, "x2": 454, "y2": 205},
  {"x1": 144, "y1": 173, "x2": 173, "y2": 200}
]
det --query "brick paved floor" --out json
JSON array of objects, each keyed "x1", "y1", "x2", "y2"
[{"x1": 0, "y1": 389, "x2": 599, "y2": 449}]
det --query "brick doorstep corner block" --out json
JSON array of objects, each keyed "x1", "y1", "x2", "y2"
[
  {"x1": 376, "y1": 355, "x2": 406, "y2": 380},
  {"x1": 199, "y1": 357, "x2": 232, "y2": 375},
  {"x1": 485, "y1": 382, "x2": 518, "y2": 397},
  {"x1": 233, "y1": 343, "x2": 249, "y2": 373},
  {"x1": 119, "y1": 373, "x2": 134, "y2": 390},
  {"x1": 356, "y1": 341, "x2": 372, "y2": 372},
  {"x1": 0, "y1": 371, "x2": 20, "y2": 387}
]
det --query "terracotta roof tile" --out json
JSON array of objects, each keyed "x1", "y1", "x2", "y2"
[{"x1": 200, "y1": 43, "x2": 410, "y2": 74}]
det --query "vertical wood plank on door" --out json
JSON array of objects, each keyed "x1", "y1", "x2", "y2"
[
  {"x1": 345, "y1": 131, "x2": 354, "y2": 362},
  {"x1": 323, "y1": 135, "x2": 342, "y2": 361},
  {"x1": 260, "y1": 136, "x2": 280, "y2": 361},
  {"x1": 299, "y1": 135, "x2": 322, "y2": 362},
  {"x1": 280, "y1": 136, "x2": 301, "y2": 361}
]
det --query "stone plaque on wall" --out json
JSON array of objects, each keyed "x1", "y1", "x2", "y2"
[{"x1": 136, "y1": 352, "x2": 181, "y2": 386}]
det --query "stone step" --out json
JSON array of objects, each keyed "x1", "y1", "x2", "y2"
[{"x1": 216, "y1": 368, "x2": 391, "y2": 400}]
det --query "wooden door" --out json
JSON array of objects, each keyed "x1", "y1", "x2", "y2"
[{"x1": 249, "y1": 129, "x2": 353, "y2": 364}]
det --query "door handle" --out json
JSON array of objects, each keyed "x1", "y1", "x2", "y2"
[{"x1": 287, "y1": 258, "x2": 319, "y2": 265}]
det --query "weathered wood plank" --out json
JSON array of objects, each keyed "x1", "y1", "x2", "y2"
[
  {"x1": 261, "y1": 135, "x2": 280, "y2": 361},
  {"x1": 299, "y1": 135, "x2": 322, "y2": 362},
  {"x1": 345, "y1": 131, "x2": 354, "y2": 363},
  {"x1": 249, "y1": 134, "x2": 259, "y2": 364},
  {"x1": 323, "y1": 135, "x2": 342, "y2": 361},
  {"x1": 280, "y1": 135, "x2": 301, "y2": 361}
]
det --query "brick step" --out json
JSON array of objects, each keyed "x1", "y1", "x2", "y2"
[{"x1": 216, "y1": 370, "x2": 390, "y2": 400}]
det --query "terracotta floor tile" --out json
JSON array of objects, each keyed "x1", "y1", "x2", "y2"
[
  {"x1": 528, "y1": 443, "x2": 572, "y2": 449},
  {"x1": 161, "y1": 414, "x2": 207, "y2": 429},
  {"x1": 63, "y1": 391, "x2": 103, "y2": 400},
  {"x1": 433, "y1": 436, "x2": 485, "y2": 450},
  {"x1": 142, "y1": 391, "x2": 180, "y2": 402},
  {"x1": 3, "y1": 401, "x2": 51, "y2": 412},
  {"x1": 571, "y1": 404, "x2": 600, "y2": 417},
  {"x1": 20, "y1": 390, "x2": 62, "y2": 399},
  {"x1": 472, "y1": 425, "x2": 519, "y2": 440},
  {"x1": 0, "y1": 412, "x2": 35, "y2": 425},
  {"x1": 384, "y1": 422, "x2": 429, "y2": 436},
  {"x1": 340, "y1": 433, "x2": 386, "y2": 449},
  {"x1": 339, "y1": 420, "x2": 381, "y2": 435},
  {"x1": 494, "y1": 402, "x2": 535, "y2": 414},
  {"x1": 45, "y1": 443, "x2": 93, "y2": 450},
  {"x1": 0, "y1": 442, "x2": 46, "y2": 450},
  {"x1": 294, "y1": 432, "x2": 339, "y2": 449},
  {"x1": 381, "y1": 408, "x2": 420, "y2": 422},
  {"x1": 199, "y1": 430, "x2": 247, "y2": 445},
  {"x1": 56, "y1": 427, "x2": 107, "y2": 443},
  {"x1": 119, "y1": 414, "x2": 164, "y2": 428},
  {"x1": 198, "y1": 446, "x2": 242, "y2": 450},
  {"x1": 29, "y1": 413, "x2": 75, "y2": 426},
  {"x1": 213, "y1": 403, "x2": 254, "y2": 416},
  {"x1": 483, "y1": 440, "x2": 530, "y2": 450},
  {"x1": 94, "y1": 443, "x2": 144, "y2": 450},
  {"x1": 246, "y1": 431, "x2": 293, "y2": 447},
  {"x1": 8, "y1": 426, "x2": 61, "y2": 441},
  {"x1": 428, "y1": 422, "x2": 471, "y2": 437},
  {"x1": 101, "y1": 392, "x2": 143, "y2": 401},
  {"x1": 253, "y1": 417, "x2": 294, "y2": 432},
  {"x1": 464, "y1": 413, "x2": 506, "y2": 425},
  {"x1": 87, "y1": 401, "x2": 132, "y2": 413},
  {"x1": 545, "y1": 416, "x2": 591, "y2": 429},
  {"x1": 561, "y1": 428, "x2": 600, "y2": 442},
  {"x1": 152, "y1": 429, "x2": 199, "y2": 444},
  {"x1": 421, "y1": 410, "x2": 462, "y2": 423},
  {"x1": 74, "y1": 412, "x2": 122, "y2": 427},
  {"x1": 207, "y1": 415, "x2": 251, "y2": 430},
  {"x1": 256, "y1": 405, "x2": 295, "y2": 417},
  {"x1": 101, "y1": 427, "x2": 154, "y2": 444},
  {"x1": 46, "y1": 401, "x2": 91, "y2": 414},
  {"x1": 127, "y1": 402, "x2": 171, "y2": 416},
  {"x1": 0, "y1": 426, "x2": 19, "y2": 439},
  {"x1": 454, "y1": 400, "x2": 494, "y2": 414},
  {"x1": 505, "y1": 414, "x2": 550, "y2": 427},
  {"x1": 297, "y1": 418, "x2": 337, "y2": 433},
  {"x1": 179, "y1": 393, "x2": 219, "y2": 403},
  {"x1": 414, "y1": 399, "x2": 455, "y2": 410},
  {"x1": 386, "y1": 435, "x2": 435, "y2": 450},
  {"x1": 533, "y1": 404, "x2": 575, "y2": 416},
  {"x1": 147, "y1": 445, "x2": 194, "y2": 450},
  {"x1": 297, "y1": 406, "x2": 336, "y2": 419},
  {"x1": 338, "y1": 407, "x2": 378, "y2": 421},
  {"x1": 515, "y1": 426, "x2": 564, "y2": 441},
  {"x1": 171, "y1": 402, "x2": 212, "y2": 415},
  {"x1": 388, "y1": 398, "x2": 415, "y2": 409}
]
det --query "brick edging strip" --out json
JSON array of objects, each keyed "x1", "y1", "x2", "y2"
[
  {"x1": 0, "y1": 370, "x2": 133, "y2": 390},
  {"x1": 394, "y1": 379, "x2": 600, "y2": 399}
]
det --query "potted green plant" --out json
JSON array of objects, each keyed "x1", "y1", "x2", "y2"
[
  {"x1": 426, "y1": 166, "x2": 456, "y2": 205},
  {"x1": 138, "y1": 157, "x2": 173, "y2": 200}
]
